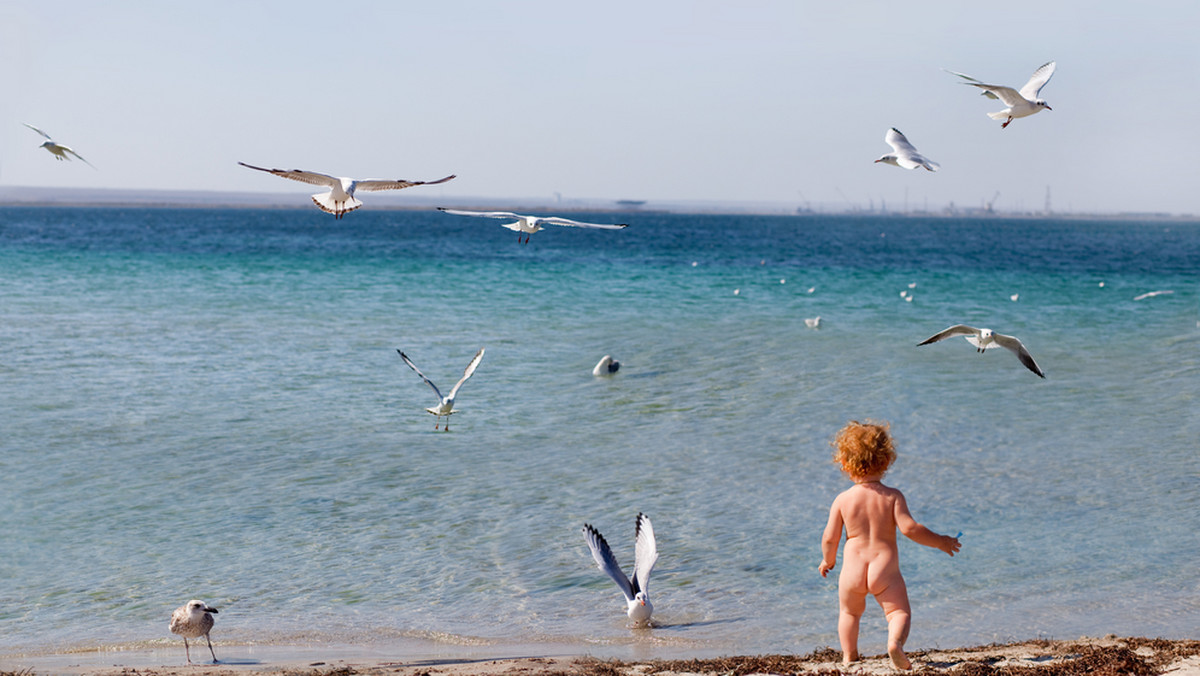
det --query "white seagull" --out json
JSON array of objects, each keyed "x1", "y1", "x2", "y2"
[
  {"x1": 874, "y1": 128, "x2": 940, "y2": 172},
  {"x1": 23, "y1": 123, "x2": 96, "y2": 168},
  {"x1": 593, "y1": 355, "x2": 620, "y2": 376},
  {"x1": 918, "y1": 325, "x2": 1045, "y2": 378},
  {"x1": 169, "y1": 599, "x2": 219, "y2": 664},
  {"x1": 582, "y1": 512, "x2": 658, "y2": 627},
  {"x1": 397, "y1": 348, "x2": 484, "y2": 430},
  {"x1": 945, "y1": 61, "x2": 1056, "y2": 128},
  {"x1": 239, "y1": 162, "x2": 455, "y2": 219},
  {"x1": 438, "y1": 208, "x2": 628, "y2": 244}
]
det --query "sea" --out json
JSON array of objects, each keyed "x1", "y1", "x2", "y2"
[{"x1": 0, "y1": 206, "x2": 1197, "y2": 662}]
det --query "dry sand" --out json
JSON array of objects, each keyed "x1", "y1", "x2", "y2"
[{"x1": 4, "y1": 636, "x2": 1198, "y2": 676}]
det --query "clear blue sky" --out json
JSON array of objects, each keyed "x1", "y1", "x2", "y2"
[{"x1": 3, "y1": 1, "x2": 1198, "y2": 214}]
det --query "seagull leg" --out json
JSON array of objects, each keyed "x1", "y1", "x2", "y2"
[
  {"x1": 205, "y1": 634, "x2": 217, "y2": 663},
  {"x1": 183, "y1": 637, "x2": 192, "y2": 664},
  {"x1": 1001, "y1": 117, "x2": 1012, "y2": 129}
]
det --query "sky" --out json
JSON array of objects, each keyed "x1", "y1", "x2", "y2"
[{"x1": 2, "y1": 0, "x2": 1199, "y2": 215}]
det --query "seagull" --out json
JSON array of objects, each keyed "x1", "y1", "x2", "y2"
[
  {"x1": 397, "y1": 348, "x2": 484, "y2": 430},
  {"x1": 593, "y1": 355, "x2": 620, "y2": 376},
  {"x1": 874, "y1": 128, "x2": 940, "y2": 172},
  {"x1": 918, "y1": 325, "x2": 1045, "y2": 378},
  {"x1": 238, "y1": 162, "x2": 455, "y2": 219},
  {"x1": 1133, "y1": 290, "x2": 1173, "y2": 301},
  {"x1": 805, "y1": 316, "x2": 822, "y2": 329},
  {"x1": 23, "y1": 123, "x2": 95, "y2": 168},
  {"x1": 437, "y1": 208, "x2": 628, "y2": 244},
  {"x1": 945, "y1": 61, "x2": 1056, "y2": 128},
  {"x1": 582, "y1": 512, "x2": 658, "y2": 627},
  {"x1": 169, "y1": 599, "x2": 218, "y2": 664}
]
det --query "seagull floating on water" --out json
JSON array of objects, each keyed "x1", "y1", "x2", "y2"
[
  {"x1": 593, "y1": 355, "x2": 620, "y2": 376},
  {"x1": 583, "y1": 512, "x2": 658, "y2": 627},
  {"x1": 23, "y1": 123, "x2": 95, "y2": 168},
  {"x1": 397, "y1": 348, "x2": 484, "y2": 430},
  {"x1": 239, "y1": 162, "x2": 455, "y2": 219},
  {"x1": 875, "y1": 128, "x2": 940, "y2": 172},
  {"x1": 918, "y1": 325, "x2": 1045, "y2": 378},
  {"x1": 438, "y1": 208, "x2": 628, "y2": 244},
  {"x1": 169, "y1": 599, "x2": 218, "y2": 664},
  {"x1": 805, "y1": 317, "x2": 822, "y2": 329},
  {"x1": 945, "y1": 61, "x2": 1056, "y2": 128}
]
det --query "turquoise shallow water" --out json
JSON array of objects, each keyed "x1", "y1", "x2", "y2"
[{"x1": 0, "y1": 207, "x2": 1197, "y2": 658}]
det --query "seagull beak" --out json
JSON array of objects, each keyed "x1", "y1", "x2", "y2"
[
  {"x1": 206, "y1": 607, "x2": 219, "y2": 613},
  {"x1": 639, "y1": 598, "x2": 646, "y2": 606}
]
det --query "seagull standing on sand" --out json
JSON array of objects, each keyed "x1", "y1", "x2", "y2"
[
  {"x1": 23, "y1": 123, "x2": 95, "y2": 168},
  {"x1": 437, "y1": 208, "x2": 628, "y2": 244},
  {"x1": 582, "y1": 512, "x2": 658, "y2": 627},
  {"x1": 945, "y1": 61, "x2": 1056, "y2": 128},
  {"x1": 169, "y1": 599, "x2": 218, "y2": 664},
  {"x1": 238, "y1": 162, "x2": 455, "y2": 219},
  {"x1": 874, "y1": 128, "x2": 940, "y2": 172},
  {"x1": 397, "y1": 348, "x2": 484, "y2": 430},
  {"x1": 917, "y1": 325, "x2": 1045, "y2": 378}
]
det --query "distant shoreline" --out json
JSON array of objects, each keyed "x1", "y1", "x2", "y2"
[{"x1": 1, "y1": 186, "x2": 1196, "y2": 220}]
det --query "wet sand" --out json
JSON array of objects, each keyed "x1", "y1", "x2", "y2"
[{"x1": 4, "y1": 636, "x2": 1198, "y2": 676}]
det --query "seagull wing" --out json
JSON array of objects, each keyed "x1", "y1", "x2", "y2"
[
  {"x1": 238, "y1": 162, "x2": 341, "y2": 189},
  {"x1": 446, "y1": 348, "x2": 485, "y2": 400},
  {"x1": 917, "y1": 324, "x2": 981, "y2": 346},
  {"x1": 632, "y1": 512, "x2": 658, "y2": 598},
  {"x1": 583, "y1": 524, "x2": 635, "y2": 602},
  {"x1": 356, "y1": 175, "x2": 456, "y2": 192},
  {"x1": 943, "y1": 69, "x2": 1000, "y2": 99},
  {"x1": 22, "y1": 123, "x2": 54, "y2": 140},
  {"x1": 63, "y1": 147, "x2": 96, "y2": 169},
  {"x1": 885, "y1": 128, "x2": 920, "y2": 156},
  {"x1": 438, "y1": 208, "x2": 526, "y2": 220},
  {"x1": 968, "y1": 83, "x2": 1028, "y2": 107},
  {"x1": 884, "y1": 128, "x2": 938, "y2": 171},
  {"x1": 992, "y1": 333, "x2": 1046, "y2": 378},
  {"x1": 1019, "y1": 61, "x2": 1056, "y2": 100},
  {"x1": 540, "y1": 216, "x2": 629, "y2": 230},
  {"x1": 397, "y1": 350, "x2": 445, "y2": 400}
]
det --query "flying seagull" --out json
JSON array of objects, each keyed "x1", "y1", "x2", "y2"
[
  {"x1": 875, "y1": 128, "x2": 940, "y2": 172},
  {"x1": 437, "y1": 208, "x2": 628, "y2": 244},
  {"x1": 169, "y1": 599, "x2": 218, "y2": 664},
  {"x1": 945, "y1": 61, "x2": 1056, "y2": 128},
  {"x1": 23, "y1": 123, "x2": 95, "y2": 168},
  {"x1": 397, "y1": 348, "x2": 484, "y2": 430},
  {"x1": 238, "y1": 162, "x2": 455, "y2": 219},
  {"x1": 918, "y1": 325, "x2": 1045, "y2": 378},
  {"x1": 582, "y1": 512, "x2": 658, "y2": 627}
]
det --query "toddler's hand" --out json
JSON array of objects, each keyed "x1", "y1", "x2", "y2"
[
  {"x1": 942, "y1": 534, "x2": 962, "y2": 556},
  {"x1": 818, "y1": 560, "x2": 834, "y2": 577}
]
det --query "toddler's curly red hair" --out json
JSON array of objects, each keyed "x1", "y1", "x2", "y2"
[{"x1": 831, "y1": 420, "x2": 896, "y2": 479}]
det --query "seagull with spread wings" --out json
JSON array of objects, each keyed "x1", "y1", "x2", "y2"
[
  {"x1": 239, "y1": 162, "x2": 455, "y2": 219},
  {"x1": 582, "y1": 512, "x2": 658, "y2": 627},
  {"x1": 874, "y1": 128, "x2": 940, "y2": 172},
  {"x1": 397, "y1": 348, "x2": 484, "y2": 430},
  {"x1": 438, "y1": 207, "x2": 628, "y2": 244},
  {"x1": 917, "y1": 325, "x2": 1045, "y2": 378},
  {"x1": 945, "y1": 61, "x2": 1056, "y2": 128},
  {"x1": 23, "y1": 123, "x2": 96, "y2": 168}
]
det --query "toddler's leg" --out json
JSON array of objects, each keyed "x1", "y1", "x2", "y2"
[
  {"x1": 837, "y1": 586, "x2": 866, "y2": 665},
  {"x1": 876, "y1": 583, "x2": 912, "y2": 670}
]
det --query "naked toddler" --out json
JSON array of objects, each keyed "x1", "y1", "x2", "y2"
[{"x1": 818, "y1": 420, "x2": 961, "y2": 670}]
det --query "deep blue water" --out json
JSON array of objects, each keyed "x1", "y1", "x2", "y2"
[{"x1": 1, "y1": 206, "x2": 1197, "y2": 659}]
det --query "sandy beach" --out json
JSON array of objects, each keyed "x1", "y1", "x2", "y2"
[{"x1": 4, "y1": 636, "x2": 1198, "y2": 676}]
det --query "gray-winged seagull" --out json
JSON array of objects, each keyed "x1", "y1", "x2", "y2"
[
  {"x1": 582, "y1": 512, "x2": 658, "y2": 627},
  {"x1": 239, "y1": 162, "x2": 455, "y2": 219},
  {"x1": 438, "y1": 208, "x2": 628, "y2": 244},
  {"x1": 945, "y1": 61, "x2": 1056, "y2": 128},
  {"x1": 918, "y1": 325, "x2": 1045, "y2": 378},
  {"x1": 397, "y1": 348, "x2": 484, "y2": 430},
  {"x1": 875, "y1": 128, "x2": 940, "y2": 172},
  {"x1": 23, "y1": 123, "x2": 96, "y2": 168}
]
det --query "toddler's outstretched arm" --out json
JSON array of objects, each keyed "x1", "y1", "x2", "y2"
[{"x1": 894, "y1": 492, "x2": 961, "y2": 556}]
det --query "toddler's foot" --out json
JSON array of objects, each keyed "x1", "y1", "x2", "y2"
[
  {"x1": 841, "y1": 651, "x2": 860, "y2": 667},
  {"x1": 888, "y1": 645, "x2": 912, "y2": 670}
]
